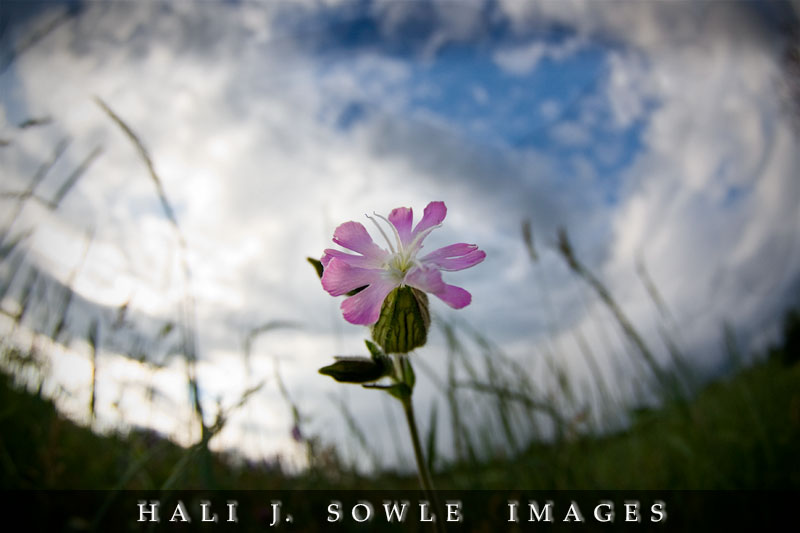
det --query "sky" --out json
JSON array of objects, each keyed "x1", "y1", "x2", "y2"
[{"x1": 1, "y1": 0, "x2": 799, "y2": 472}]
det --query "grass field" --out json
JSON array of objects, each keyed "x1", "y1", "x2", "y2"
[{"x1": 2, "y1": 310, "x2": 797, "y2": 491}]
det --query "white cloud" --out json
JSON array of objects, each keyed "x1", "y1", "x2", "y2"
[{"x1": 493, "y1": 35, "x2": 586, "y2": 75}]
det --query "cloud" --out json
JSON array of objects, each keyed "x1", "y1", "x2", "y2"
[{"x1": 493, "y1": 34, "x2": 586, "y2": 75}]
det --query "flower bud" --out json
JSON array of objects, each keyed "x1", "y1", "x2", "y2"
[{"x1": 318, "y1": 356, "x2": 389, "y2": 383}]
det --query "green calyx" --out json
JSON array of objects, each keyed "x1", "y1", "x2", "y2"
[{"x1": 371, "y1": 286, "x2": 430, "y2": 354}]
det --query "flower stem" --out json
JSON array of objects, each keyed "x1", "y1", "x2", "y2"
[
  {"x1": 401, "y1": 392, "x2": 446, "y2": 533},
  {"x1": 401, "y1": 394, "x2": 435, "y2": 493}
]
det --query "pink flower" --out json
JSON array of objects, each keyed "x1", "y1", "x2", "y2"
[{"x1": 321, "y1": 201, "x2": 486, "y2": 325}]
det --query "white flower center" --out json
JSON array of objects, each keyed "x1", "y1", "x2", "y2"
[
  {"x1": 387, "y1": 247, "x2": 418, "y2": 280},
  {"x1": 366, "y1": 212, "x2": 441, "y2": 284}
]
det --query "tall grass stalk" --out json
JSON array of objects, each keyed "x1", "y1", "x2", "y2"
[
  {"x1": 380, "y1": 393, "x2": 407, "y2": 469},
  {"x1": 49, "y1": 145, "x2": 103, "y2": 209},
  {"x1": 242, "y1": 322, "x2": 301, "y2": 461},
  {"x1": 95, "y1": 97, "x2": 207, "y2": 448},
  {"x1": 0, "y1": 138, "x2": 69, "y2": 245},
  {"x1": 521, "y1": 219, "x2": 569, "y2": 374},
  {"x1": 332, "y1": 393, "x2": 381, "y2": 472},
  {"x1": 523, "y1": 219, "x2": 610, "y2": 428},
  {"x1": 88, "y1": 319, "x2": 99, "y2": 423},
  {"x1": 636, "y1": 256, "x2": 695, "y2": 394},
  {"x1": 441, "y1": 321, "x2": 480, "y2": 469},
  {"x1": 556, "y1": 228, "x2": 676, "y2": 400},
  {"x1": 0, "y1": 7, "x2": 74, "y2": 74},
  {"x1": 577, "y1": 285, "x2": 630, "y2": 413},
  {"x1": 571, "y1": 327, "x2": 611, "y2": 431},
  {"x1": 52, "y1": 229, "x2": 94, "y2": 343}
]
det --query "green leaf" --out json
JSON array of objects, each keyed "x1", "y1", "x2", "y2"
[
  {"x1": 319, "y1": 356, "x2": 388, "y2": 383},
  {"x1": 363, "y1": 383, "x2": 411, "y2": 400},
  {"x1": 307, "y1": 257, "x2": 324, "y2": 279},
  {"x1": 365, "y1": 339, "x2": 383, "y2": 358},
  {"x1": 365, "y1": 339, "x2": 392, "y2": 374},
  {"x1": 371, "y1": 286, "x2": 430, "y2": 354},
  {"x1": 401, "y1": 356, "x2": 416, "y2": 389}
]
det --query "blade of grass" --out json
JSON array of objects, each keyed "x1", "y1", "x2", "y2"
[
  {"x1": 95, "y1": 97, "x2": 206, "y2": 448},
  {"x1": 88, "y1": 319, "x2": 99, "y2": 423},
  {"x1": 52, "y1": 229, "x2": 94, "y2": 342},
  {"x1": 556, "y1": 227, "x2": 675, "y2": 400},
  {"x1": 456, "y1": 380, "x2": 565, "y2": 438},
  {"x1": 331, "y1": 393, "x2": 381, "y2": 472},
  {"x1": 0, "y1": 230, "x2": 32, "y2": 261},
  {"x1": 0, "y1": 8, "x2": 74, "y2": 74},
  {"x1": 425, "y1": 401, "x2": 438, "y2": 476},
  {"x1": 636, "y1": 255, "x2": 694, "y2": 394},
  {"x1": 49, "y1": 145, "x2": 103, "y2": 208},
  {"x1": 0, "y1": 138, "x2": 69, "y2": 246}
]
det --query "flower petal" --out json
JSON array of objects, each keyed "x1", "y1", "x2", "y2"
[
  {"x1": 332, "y1": 221, "x2": 387, "y2": 259},
  {"x1": 412, "y1": 201, "x2": 447, "y2": 239},
  {"x1": 341, "y1": 278, "x2": 398, "y2": 325},
  {"x1": 322, "y1": 248, "x2": 385, "y2": 269},
  {"x1": 389, "y1": 207, "x2": 413, "y2": 246},
  {"x1": 321, "y1": 258, "x2": 383, "y2": 297},
  {"x1": 406, "y1": 266, "x2": 472, "y2": 309},
  {"x1": 405, "y1": 265, "x2": 446, "y2": 294},
  {"x1": 428, "y1": 251, "x2": 486, "y2": 271},
  {"x1": 433, "y1": 284, "x2": 472, "y2": 309},
  {"x1": 420, "y1": 243, "x2": 477, "y2": 260},
  {"x1": 420, "y1": 243, "x2": 486, "y2": 271}
]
